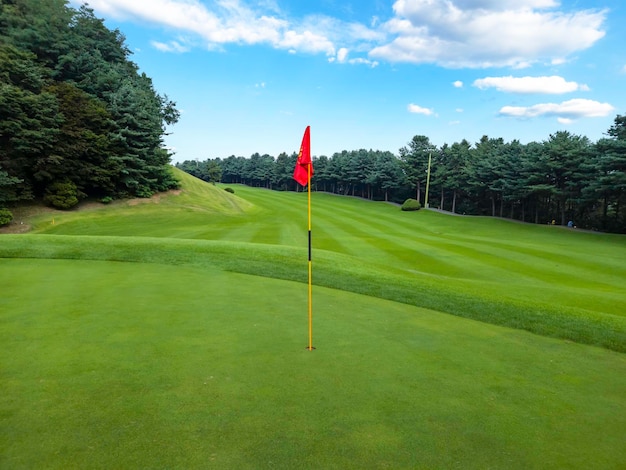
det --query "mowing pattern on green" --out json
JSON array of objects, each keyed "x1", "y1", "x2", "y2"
[{"x1": 5, "y1": 176, "x2": 626, "y2": 352}]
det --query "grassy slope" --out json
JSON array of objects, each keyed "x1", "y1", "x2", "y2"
[
  {"x1": 6, "y1": 168, "x2": 625, "y2": 352},
  {"x1": 20, "y1": 170, "x2": 254, "y2": 237}
]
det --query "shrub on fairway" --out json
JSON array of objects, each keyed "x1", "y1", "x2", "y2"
[
  {"x1": 0, "y1": 208, "x2": 13, "y2": 225},
  {"x1": 401, "y1": 198, "x2": 421, "y2": 211},
  {"x1": 44, "y1": 181, "x2": 80, "y2": 209},
  {"x1": 224, "y1": 187, "x2": 235, "y2": 193}
]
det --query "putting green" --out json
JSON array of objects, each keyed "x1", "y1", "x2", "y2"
[{"x1": 1, "y1": 258, "x2": 625, "y2": 469}]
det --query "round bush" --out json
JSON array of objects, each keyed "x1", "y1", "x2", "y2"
[
  {"x1": 44, "y1": 181, "x2": 79, "y2": 209},
  {"x1": 224, "y1": 187, "x2": 235, "y2": 194},
  {"x1": 401, "y1": 198, "x2": 421, "y2": 211},
  {"x1": 0, "y1": 208, "x2": 13, "y2": 226}
]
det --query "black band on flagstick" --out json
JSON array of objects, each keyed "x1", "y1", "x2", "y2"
[{"x1": 306, "y1": 229, "x2": 315, "y2": 350}]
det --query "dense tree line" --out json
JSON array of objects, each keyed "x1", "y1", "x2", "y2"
[
  {"x1": 0, "y1": 0, "x2": 179, "y2": 216},
  {"x1": 179, "y1": 116, "x2": 626, "y2": 233}
]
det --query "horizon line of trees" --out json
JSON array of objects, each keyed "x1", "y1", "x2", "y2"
[
  {"x1": 1, "y1": 0, "x2": 179, "y2": 218},
  {"x1": 178, "y1": 115, "x2": 626, "y2": 234}
]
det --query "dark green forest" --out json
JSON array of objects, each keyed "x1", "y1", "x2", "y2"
[
  {"x1": 178, "y1": 118, "x2": 626, "y2": 233},
  {"x1": 0, "y1": 0, "x2": 179, "y2": 220}
]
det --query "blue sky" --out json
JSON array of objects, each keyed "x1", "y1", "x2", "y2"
[{"x1": 69, "y1": 0, "x2": 626, "y2": 163}]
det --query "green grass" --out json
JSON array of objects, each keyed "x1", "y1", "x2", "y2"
[
  {"x1": 3, "y1": 233, "x2": 625, "y2": 353},
  {"x1": 1, "y1": 168, "x2": 626, "y2": 468},
  {"x1": 8, "y1": 169, "x2": 626, "y2": 352},
  {"x1": 2, "y1": 258, "x2": 625, "y2": 469}
]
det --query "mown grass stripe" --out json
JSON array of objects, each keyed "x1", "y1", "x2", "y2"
[
  {"x1": 2, "y1": 234, "x2": 625, "y2": 352},
  {"x1": 10, "y1": 175, "x2": 626, "y2": 349}
]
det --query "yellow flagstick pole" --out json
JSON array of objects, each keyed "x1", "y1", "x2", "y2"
[
  {"x1": 307, "y1": 163, "x2": 314, "y2": 350},
  {"x1": 424, "y1": 152, "x2": 432, "y2": 209}
]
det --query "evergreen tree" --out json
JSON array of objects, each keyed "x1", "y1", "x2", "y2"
[
  {"x1": 0, "y1": 1, "x2": 179, "y2": 204},
  {"x1": 589, "y1": 115, "x2": 626, "y2": 231},
  {"x1": 399, "y1": 135, "x2": 436, "y2": 205},
  {"x1": 542, "y1": 131, "x2": 591, "y2": 225}
]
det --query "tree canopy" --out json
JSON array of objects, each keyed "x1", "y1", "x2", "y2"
[{"x1": 0, "y1": 0, "x2": 179, "y2": 210}]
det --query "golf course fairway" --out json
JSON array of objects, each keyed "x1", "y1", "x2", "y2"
[{"x1": 1, "y1": 168, "x2": 625, "y2": 468}]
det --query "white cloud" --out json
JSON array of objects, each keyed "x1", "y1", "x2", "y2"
[
  {"x1": 151, "y1": 40, "x2": 189, "y2": 53},
  {"x1": 456, "y1": 108, "x2": 464, "y2": 113},
  {"x1": 453, "y1": 80, "x2": 463, "y2": 88},
  {"x1": 279, "y1": 29, "x2": 335, "y2": 55},
  {"x1": 473, "y1": 76, "x2": 590, "y2": 94},
  {"x1": 76, "y1": 0, "x2": 332, "y2": 54},
  {"x1": 75, "y1": 0, "x2": 384, "y2": 62},
  {"x1": 408, "y1": 103, "x2": 435, "y2": 116},
  {"x1": 557, "y1": 117, "x2": 573, "y2": 124},
  {"x1": 370, "y1": 0, "x2": 606, "y2": 68},
  {"x1": 347, "y1": 57, "x2": 379, "y2": 67},
  {"x1": 499, "y1": 98, "x2": 614, "y2": 120},
  {"x1": 330, "y1": 47, "x2": 378, "y2": 67},
  {"x1": 443, "y1": 0, "x2": 559, "y2": 8},
  {"x1": 336, "y1": 47, "x2": 349, "y2": 63},
  {"x1": 512, "y1": 61, "x2": 533, "y2": 70},
  {"x1": 72, "y1": 0, "x2": 607, "y2": 69}
]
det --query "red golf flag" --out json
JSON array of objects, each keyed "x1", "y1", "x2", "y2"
[{"x1": 293, "y1": 126, "x2": 313, "y2": 186}]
